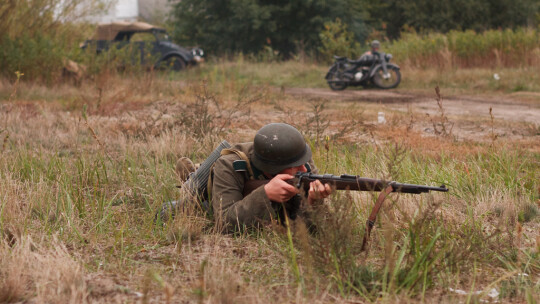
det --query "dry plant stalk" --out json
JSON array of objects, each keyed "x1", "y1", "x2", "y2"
[
  {"x1": 277, "y1": 99, "x2": 365, "y2": 145},
  {"x1": 406, "y1": 104, "x2": 415, "y2": 132},
  {"x1": 1, "y1": 129, "x2": 8, "y2": 152},
  {"x1": 8, "y1": 71, "x2": 23, "y2": 102},
  {"x1": 82, "y1": 104, "x2": 112, "y2": 161},
  {"x1": 428, "y1": 86, "x2": 454, "y2": 137},
  {"x1": 305, "y1": 100, "x2": 330, "y2": 146},
  {"x1": 536, "y1": 232, "x2": 540, "y2": 254},
  {"x1": 515, "y1": 222, "x2": 522, "y2": 256},
  {"x1": 181, "y1": 82, "x2": 261, "y2": 139},
  {"x1": 384, "y1": 142, "x2": 408, "y2": 180},
  {"x1": 84, "y1": 119, "x2": 112, "y2": 160},
  {"x1": 489, "y1": 107, "x2": 498, "y2": 145},
  {"x1": 0, "y1": 71, "x2": 22, "y2": 153}
]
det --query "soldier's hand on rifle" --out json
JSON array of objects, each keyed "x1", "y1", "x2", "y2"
[
  {"x1": 307, "y1": 180, "x2": 333, "y2": 205},
  {"x1": 264, "y1": 174, "x2": 297, "y2": 203}
]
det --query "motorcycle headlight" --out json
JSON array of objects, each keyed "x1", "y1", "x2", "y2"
[{"x1": 385, "y1": 54, "x2": 393, "y2": 61}]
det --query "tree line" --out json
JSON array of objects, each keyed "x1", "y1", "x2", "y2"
[{"x1": 170, "y1": 0, "x2": 539, "y2": 58}]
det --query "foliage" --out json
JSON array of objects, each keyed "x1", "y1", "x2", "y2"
[
  {"x1": 78, "y1": 42, "x2": 161, "y2": 75},
  {"x1": 170, "y1": 0, "x2": 368, "y2": 58},
  {"x1": 366, "y1": 0, "x2": 539, "y2": 39},
  {"x1": 169, "y1": 0, "x2": 538, "y2": 58},
  {"x1": 384, "y1": 28, "x2": 540, "y2": 68},
  {"x1": 318, "y1": 19, "x2": 362, "y2": 63},
  {"x1": 0, "y1": 0, "x2": 106, "y2": 81},
  {"x1": 0, "y1": 34, "x2": 64, "y2": 82}
]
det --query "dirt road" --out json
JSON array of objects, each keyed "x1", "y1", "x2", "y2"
[{"x1": 284, "y1": 87, "x2": 540, "y2": 125}]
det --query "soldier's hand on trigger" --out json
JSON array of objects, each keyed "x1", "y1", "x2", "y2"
[
  {"x1": 264, "y1": 174, "x2": 298, "y2": 203},
  {"x1": 307, "y1": 179, "x2": 333, "y2": 205}
]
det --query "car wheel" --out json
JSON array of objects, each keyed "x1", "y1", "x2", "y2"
[{"x1": 161, "y1": 56, "x2": 186, "y2": 71}]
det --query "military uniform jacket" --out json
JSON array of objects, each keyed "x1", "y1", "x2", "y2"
[{"x1": 211, "y1": 142, "x2": 318, "y2": 230}]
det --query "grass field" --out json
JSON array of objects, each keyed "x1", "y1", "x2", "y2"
[
  {"x1": 0, "y1": 62, "x2": 539, "y2": 303},
  {"x1": 172, "y1": 59, "x2": 540, "y2": 95}
]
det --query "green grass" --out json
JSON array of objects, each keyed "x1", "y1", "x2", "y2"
[
  {"x1": 0, "y1": 68, "x2": 538, "y2": 302},
  {"x1": 1, "y1": 112, "x2": 538, "y2": 302},
  {"x1": 177, "y1": 58, "x2": 329, "y2": 88},
  {"x1": 166, "y1": 59, "x2": 540, "y2": 94}
]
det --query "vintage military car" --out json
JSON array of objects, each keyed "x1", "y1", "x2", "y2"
[{"x1": 81, "y1": 21, "x2": 203, "y2": 71}]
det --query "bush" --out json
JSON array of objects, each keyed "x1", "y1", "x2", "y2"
[
  {"x1": 318, "y1": 18, "x2": 362, "y2": 63},
  {"x1": 0, "y1": 34, "x2": 65, "y2": 82},
  {"x1": 0, "y1": 0, "x2": 105, "y2": 82}
]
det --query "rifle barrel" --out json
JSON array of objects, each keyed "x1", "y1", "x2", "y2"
[{"x1": 294, "y1": 173, "x2": 448, "y2": 194}]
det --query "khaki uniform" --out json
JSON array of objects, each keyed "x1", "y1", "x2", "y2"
[{"x1": 211, "y1": 142, "x2": 318, "y2": 230}]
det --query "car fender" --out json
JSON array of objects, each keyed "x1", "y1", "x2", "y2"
[
  {"x1": 369, "y1": 63, "x2": 400, "y2": 78},
  {"x1": 156, "y1": 51, "x2": 191, "y2": 67}
]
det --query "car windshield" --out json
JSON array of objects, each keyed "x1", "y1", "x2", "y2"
[
  {"x1": 130, "y1": 32, "x2": 156, "y2": 42},
  {"x1": 154, "y1": 31, "x2": 170, "y2": 41}
]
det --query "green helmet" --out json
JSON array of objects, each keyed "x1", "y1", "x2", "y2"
[{"x1": 251, "y1": 123, "x2": 312, "y2": 175}]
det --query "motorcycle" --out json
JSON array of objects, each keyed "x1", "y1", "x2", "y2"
[{"x1": 325, "y1": 51, "x2": 401, "y2": 90}]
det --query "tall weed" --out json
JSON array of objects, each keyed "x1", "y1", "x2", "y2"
[{"x1": 386, "y1": 28, "x2": 540, "y2": 68}]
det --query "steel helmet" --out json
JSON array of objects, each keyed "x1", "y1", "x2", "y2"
[
  {"x1": 371, "y1": 40, "x2": 380, "y2": 49},
  {"x1": 251, "y1": 123, "x2": 311, "y2": 175}
]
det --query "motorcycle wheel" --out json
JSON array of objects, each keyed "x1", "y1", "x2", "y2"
[
  {"x1": 373, "y1": 66, "x2": 401, "y2": 89},
  {"x1": 326, "y1": 65, "x2": 348, "y2": 91}
]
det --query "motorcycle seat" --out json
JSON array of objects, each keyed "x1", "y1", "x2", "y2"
[{"x1": 333, "y1": 55, "x2": 347, "y2": 60}]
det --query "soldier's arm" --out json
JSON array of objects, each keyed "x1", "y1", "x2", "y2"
[{"x1": 211, "y1": 156, "x2": 276, "y2": 229}]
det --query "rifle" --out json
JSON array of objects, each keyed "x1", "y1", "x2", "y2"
[{"x1": 244, "y1": 172, "x2": 448, "y2": 250}]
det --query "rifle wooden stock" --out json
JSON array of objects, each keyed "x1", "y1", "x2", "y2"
[{"x1": 243, "y1": 172, "x2": 448, "y2": 197}]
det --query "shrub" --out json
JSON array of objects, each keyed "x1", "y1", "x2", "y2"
[
  {"x1": 0, "y1": 0, "x2": 105, "y2": 82},
  {"x1": 0, "y1": 34, "x2": 65, "y2": 82},
  {"x1": 318, "y1": 18, "x2": 362, "y2": 63}
]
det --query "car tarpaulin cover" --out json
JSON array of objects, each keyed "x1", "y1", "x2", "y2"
[{"x1": 91, "y1": 21, "x2": 165, "y2": 40}]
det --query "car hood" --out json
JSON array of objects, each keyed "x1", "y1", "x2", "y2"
[{"x1": 160, "y1": 41, "x2": 192, "y2": 55}]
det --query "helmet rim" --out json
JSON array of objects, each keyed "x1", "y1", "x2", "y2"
[
  {"x1": 252, "y1": 143, "x2": 312, "y2": 175},
  {"x1": 250, "y1": 123, "x2": 312, "y2": 175}
]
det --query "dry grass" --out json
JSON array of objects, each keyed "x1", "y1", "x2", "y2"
[
  {"x1": 0, "y1": 69, "x2": 538, "y2": 303},
  {"x1": 0, "y1": 236, "x2": 87, "y2": 303}
]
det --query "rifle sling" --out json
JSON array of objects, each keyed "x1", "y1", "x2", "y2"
[
  {"x1": 361, "y1": 185, "x2": 394, "y2": 251},
  {"x1": 220, "y1": 148, "x2": 255, "y2": 180},
  {"x1": 207, "y1": 147, "x2": 254, "y2": 206}
]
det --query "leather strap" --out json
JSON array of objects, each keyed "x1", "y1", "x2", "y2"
[
  {"x1": 220, "y1": 148, "x2": 255, "y2": 180},
  {"x1": 361, "y1": 185, "x2": 394, "y2": 251}
]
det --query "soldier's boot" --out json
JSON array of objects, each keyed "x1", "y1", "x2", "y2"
[
  {"x1": 158, "y1": 157, "x2": 201, "y2": 224},
  {"x1": 175, "y1": 157, "x2": 196, "y2": 183}
]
